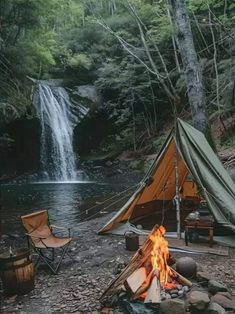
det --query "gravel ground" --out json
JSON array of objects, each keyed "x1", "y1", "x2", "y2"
[{"x1": 1, "y1": 212, "x2": 235, "y2": 314}]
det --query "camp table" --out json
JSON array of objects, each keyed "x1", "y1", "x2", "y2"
[{"x1": 184, "y1": 215, "x2": 214, "y2": 247}]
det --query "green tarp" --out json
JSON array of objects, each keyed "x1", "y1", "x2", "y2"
[{"x1": 176, "y1": 119, "x2": 235, "y2": 230}]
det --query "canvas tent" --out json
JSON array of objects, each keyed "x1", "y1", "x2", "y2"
[{"x1": 98, "y1": 119, "x2": 235, "y2": 235}]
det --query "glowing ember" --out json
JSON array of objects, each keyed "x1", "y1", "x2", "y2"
[{"x1": 150, "y1": 225, "x2": 176, "y2": 289}]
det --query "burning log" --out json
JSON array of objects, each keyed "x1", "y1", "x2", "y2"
[
  {"x1": 100, "y1": 225, "x2": 159, "y2": 302},
  {"x1": 124, "y1": 267, "x2": 147, "y2": 293},
  {"x1": 100, "y1": 224, "x2": 192, "y2": 305},
  {"x1": 132, "y1": 269, "x2": 154, "y2": 300},
  {"x1": 170, "y1": 267, "x2": 193, "y2": 288},
  {"x1": 144, "y1": 272, "x2": 161, "y2": 303}
]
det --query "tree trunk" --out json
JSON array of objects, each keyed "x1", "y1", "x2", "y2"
[{"x1": 169, "y1": 0, "x2": 208, "y2": 133}]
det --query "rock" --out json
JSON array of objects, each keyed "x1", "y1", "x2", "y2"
[
  {"x1": 216, "y1": 292, "x2": 232, "y2": 300},
  {"x1": 105, "y1": 161, "x2": 112, "y2": 167},
  {"x1": 6, "y1": 295, "x2": 17, "y2": 304},
  {"x1": 176, "y1": 257, "x2": 197, "y2": 278},
  {"x1": 196, "y1": 271, "x2": 212, "y2": 285},
  {"x1": 160, "y1": 299, "x2": 186, "y2": 314},
  {"x1": 208, "y1": 280, "x2": 228, "y2": 295},
  {"x1": 183, "y1": 286, "x2": 189, "y2": 293},
  {"x1": 189, "y1": 291, "x2": 210, "y2": 310},
  {"x1": 211, "y1": 294, "x2": 235, "y2": 310},
  {"x1": 206, "y1": 302, "x2": 225, "y2": 314}
]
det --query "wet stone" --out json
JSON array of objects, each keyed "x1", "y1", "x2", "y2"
[
  {"x1": 160, "y1": 299, "x2": 186, "y2": 314},
  {"x1": 189, "y1": 291, "x2": 210, "y2": 310},
  {"x1": 208, "y1": 280, "x2": 228, "y2": 295},
  {"x1": 206, "y1": 302, "x2": 225, "y2": 314},
  {"x1": 211, "y1": 294, "x2": 235, "y2": 310}
]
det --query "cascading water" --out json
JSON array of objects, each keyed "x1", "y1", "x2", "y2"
[{"x1": 34, "y1": 83, "x2": 88, "y2": 181}]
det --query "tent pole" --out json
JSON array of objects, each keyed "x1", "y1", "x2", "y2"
[{"x1": 175, "y1": 140, "x2": 181, "y2": 239}]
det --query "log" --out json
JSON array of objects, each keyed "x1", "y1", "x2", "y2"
[
  {"x1": 132, "y1": 269, "x2": 154, "y2": 300},
  {"x1": 170, "y1": 267, "x2": 192, "y2": 287},
  {"x1": 144, "y1": 275, "x2": 161, "y2": 303},
  {"x1": 124, "y1": 267, "x2": 147, "y2": 293}
]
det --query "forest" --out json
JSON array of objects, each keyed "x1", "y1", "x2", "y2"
[{"x1": 1, "y1": 0, "x2": 235, "y2": 179}]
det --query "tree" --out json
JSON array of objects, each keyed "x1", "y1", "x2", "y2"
[{"x1": 169, "y1": 0, "x2": 208, "y2": 133}]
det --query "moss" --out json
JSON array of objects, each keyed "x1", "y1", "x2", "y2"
[{"x1": 80, "y1": 150, "x2": 119, "y2": 162}]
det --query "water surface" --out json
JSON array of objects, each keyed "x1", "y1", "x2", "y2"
[{"x1": 1, "y1": 181, "x2": 127, "y2": 234}]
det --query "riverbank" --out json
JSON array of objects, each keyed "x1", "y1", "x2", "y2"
[{"x1": 1, "y1": 212, "x2": 235, "y2": 314}]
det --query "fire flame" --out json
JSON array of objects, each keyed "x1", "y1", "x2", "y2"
[{"x1": 150, "y1": 225, "x2": 176, "y2": 289}]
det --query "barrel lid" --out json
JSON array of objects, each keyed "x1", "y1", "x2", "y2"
[{"x1": 0, "y1": 248, "x2": 30, "y2": 262}]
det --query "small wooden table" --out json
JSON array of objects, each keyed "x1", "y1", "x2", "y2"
[{"x1": 184, "y1": 216, "x2": 214, "y2": 247}]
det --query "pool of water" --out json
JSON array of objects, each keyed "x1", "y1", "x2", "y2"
[{"x1": 0, "y1": 181, "x2": 130, "y2": 234}]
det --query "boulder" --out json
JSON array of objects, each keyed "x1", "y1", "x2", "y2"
[
  {"x1": 211, "y1": 294, "x2": 235, "y2": 310},
  {"x1": 189, "y1": 291, "x2": 210, "y2": 310},
  {"x1": 176, "y1": 257, "x2": 197, "y2": 278},
  {"x1": 206, "y1": 302, "x2": 225, "y2": 314},
  {"x1": 160, "y1": 299, "x2": 186, "y2": 314},
  {"x1": 208, "y1": 280, "x2": 228, "y2": 295}
]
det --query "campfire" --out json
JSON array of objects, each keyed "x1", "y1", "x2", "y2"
[{"x1": 100, "y1": 225, "x2": 192, "y2": 305}]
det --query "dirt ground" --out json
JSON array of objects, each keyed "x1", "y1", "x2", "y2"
[{"x1": 1, "y1": 212, "x2": 235, "y2": 314}]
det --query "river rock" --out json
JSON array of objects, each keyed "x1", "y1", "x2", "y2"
[
  {"x1": 206, "y1": 302, "x2": 225, "y2": 314},
  {"x1": 211, "y1": 294, "x2": 235, "y2": 310},
  {"x1": 189, "y1": 291, "x2": 210, "y2": 310},
  {"x1": 208, "y1": 280, "x2": 228, "y2": 294},
  {"x1": 160, "y1": 299, "x2": 186, "y2": 314},
  {"x1": 196, "y1": 271, "x2": 212, "y2": 285},
  {"x1": 216, "y1": 292, "x2": 232, "y2": 300}
]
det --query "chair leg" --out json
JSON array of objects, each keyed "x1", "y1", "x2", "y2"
[
  {"x1": 54, "y1": 243, "x2": 71, "y2": 274},
  {"x1": 31, "y1": 242, "x2": 73, "y2": 275},
  {"x1": 52, "y1": 248, "x2": 55, "y2": 261}
]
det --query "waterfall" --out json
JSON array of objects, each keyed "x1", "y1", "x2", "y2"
[{"x1": 34, "y1": 83, "x2": 88, "y2": 181}]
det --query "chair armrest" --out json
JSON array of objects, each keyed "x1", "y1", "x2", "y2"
[
  {"x1": 50, "y1": 225, "x2": 68, "y2": 230},
  {"x1": 50, "y1": 225, "x2": 72, "y2": 237},
  {"x1": 25, "y1": 233, "x2": 47, "y2": 240}
]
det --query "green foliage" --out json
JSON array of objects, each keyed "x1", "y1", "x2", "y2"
[
  {"x1": 1, "y1": 0, "x2": 235, "y2": 156},
  {"x1": 67, "y1": 53, "x2": 93, "y2": 70}
]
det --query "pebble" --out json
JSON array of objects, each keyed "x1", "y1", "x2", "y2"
[{"x1": 183, "y1": 286, "x2": 189, "y2": 292}]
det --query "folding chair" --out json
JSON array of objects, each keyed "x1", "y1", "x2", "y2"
[{"x1": 21, "y1": 210, "x2": 72, "y2": 274}]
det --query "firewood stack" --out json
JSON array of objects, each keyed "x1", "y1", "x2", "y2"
[{"x1": 100, "y1": 225, "x2": 192, "y2": 305}]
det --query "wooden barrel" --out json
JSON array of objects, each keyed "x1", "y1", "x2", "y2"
[{"x1": 0, "y1": 248, "x2": 34, "y2": 296}]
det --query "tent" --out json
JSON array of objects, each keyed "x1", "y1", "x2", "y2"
[{"x1": 98, "y1": 119, "x2": 235, "y2": 235}]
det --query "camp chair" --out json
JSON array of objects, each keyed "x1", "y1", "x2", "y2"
[{"x1": 21, "y1": 210, "x2": 72, "y2": 274}]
